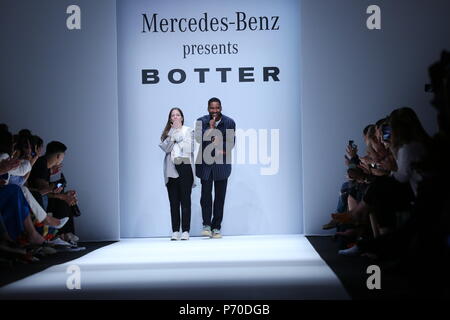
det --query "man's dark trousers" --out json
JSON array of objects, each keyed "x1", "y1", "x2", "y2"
[{"x1": 201, "y1": 177, "x2": 228, "y2": 230}]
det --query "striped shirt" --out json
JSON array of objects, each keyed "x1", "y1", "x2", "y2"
[{"x1": 195, "y1": 114, "x2": 236, "y2": 181}]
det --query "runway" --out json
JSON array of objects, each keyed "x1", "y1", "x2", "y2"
[{"x1": 0, "y1": 235, "x2": 350, "y2": 299}]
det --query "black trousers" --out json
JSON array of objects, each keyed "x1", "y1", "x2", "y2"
[
  {"x1": 31, "y1": 190, "x2": 75, "y2": 234},
  {"x1": 48, "y1": 198, "x2": 75, "y2": 234},
  {"x1": 166, "y1": 164, "x2": 193, "y2": 232},
  {"x1": 200, "y1": 178, "x2": 228, "y2": 230}
]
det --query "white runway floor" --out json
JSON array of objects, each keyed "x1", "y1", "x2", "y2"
[{"x1": 0, "y1": 235, "x2": 350, "y2": 299}]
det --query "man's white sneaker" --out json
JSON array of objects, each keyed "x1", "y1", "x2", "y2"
[
  {"x1": 171, "y1": 232, "x2": 180, "y2": 241},
  {"x1": 212, "y1": 229, "x2": 222, "y2": 239},
  {"x1": 53, "y1": 217, "x2": 69, "y2": 230},
  {"x1": 201, "y1": 225, "x2": 212, "y2": 237},
  {"x1": 180, "y1": 231, "x2": 189, "y2": 240},
  {"x1": 66, "y1": 232, "x2": 79, "y2": 242}
]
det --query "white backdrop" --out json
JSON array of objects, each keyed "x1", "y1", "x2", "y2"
[
  {"x1": 2, "y1": 1, "x2": 448, "y2": 240},
  {"x1": 118, "y1": 0, "x2": 302, "y2": 237}
]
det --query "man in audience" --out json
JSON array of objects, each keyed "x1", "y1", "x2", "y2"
[{"x1": 28, "y1": 141, "x2": 79, "y2": 243}]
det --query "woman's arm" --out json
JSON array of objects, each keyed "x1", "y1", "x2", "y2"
[
  {"x1": 8, "y1": 159, "x2": 31, "y2": 177},
  {"x1": 392, "y1": 144, "x2": 424, "y2": 183},
  {"x1": 159, "y1": 128, "x2": 177, "y2": 153},
  {"x1": 159, "y1": 137, "x2": 175, "y2": 153}
]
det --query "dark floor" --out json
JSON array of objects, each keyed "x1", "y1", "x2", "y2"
[
  {"x1": 306, "y1": 236, "x2": 450, "y2": 300},
  {"x1": 1, "y1": 237, "x2": 447, "y2": 299},
  {"x1": 0, "y1": 241, "x2": 115, "y2": 288}
]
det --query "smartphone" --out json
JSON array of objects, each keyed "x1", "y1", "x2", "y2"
[
  {"x1": 381, "y1": 125, "x2": 391, "y2": 142},
  {"x1": 348, "y1": 140, "x2": 357, "y2": 150}
]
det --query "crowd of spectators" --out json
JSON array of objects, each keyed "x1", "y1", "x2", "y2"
[
  {"x1": 0, "y1": 126, "x2": 81, "y2": 265},
  {"x1": 323, "y1": 51, "x2": 450, "y2": 298}
]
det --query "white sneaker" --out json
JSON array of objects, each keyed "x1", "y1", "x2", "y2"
[
  {"x1": 201, "y1": 225, "x2": 212, "y2": 237},
  {"x1": 338, "y1": 245, "x2": 360, "y2": 256},
  {"x1": 212, "y1": 229, "x2": 222, "y2": 239},
  {"x1": 66, "y1": 232, "x2": 79, "y2": 242},
  {"x1": 48, "y1": 238, "x2": 72, "y2": 247},
  {"x1": 53, "y1": 217, "x2": 69, "y2": 230},
  {"x1": 171, "y1": 232, "x2": 180, "y2": 241},
  {"x1": 180, "y1": 231, "x2": 189, "y2": 240}
]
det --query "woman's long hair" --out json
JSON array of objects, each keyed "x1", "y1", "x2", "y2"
[
  {"x1": 389, "y1": 107, "x2": 431, "y2": 157},
  {"x1": 13, "y1": 129, "x2": 33, "y2": 159},
  {"x1": 0, "y1": 124, "x2": 13, "y2": 155},
  {"x1": 160, "y1": 107, "x2": 184, "y2": 142}
]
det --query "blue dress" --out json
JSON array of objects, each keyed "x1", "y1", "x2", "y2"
[{"x1": 0, "y1": 184, "x2": 30, "y2": 240}]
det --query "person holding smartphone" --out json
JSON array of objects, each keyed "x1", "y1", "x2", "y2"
[
  {"x1": 28, "y1": 141, "x2": 78, "y2": 243},
  {"x1": 159, "y1": 108, "x2": 196, "y2": 241},
  {"x1": 8, "y1": 131, "x2": 68, "y2": 229}
]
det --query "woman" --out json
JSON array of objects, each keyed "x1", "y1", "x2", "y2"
[
  {"x1": 387, "y1": 107, "x2": 431, "y2": 196},
  {"x1": 159, "y1": 108, "x2": 196, "y2": 241},
  {"x1": 0, "y1": 124, "x2": 45, "y2": 245},
  {"x1": 9, "y1": 131, "x2": 68, "y2": 230},
  {"x1": 337, "y1": 108, "x2": 430, "y2": 256}
]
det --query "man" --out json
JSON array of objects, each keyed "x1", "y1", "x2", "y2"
[
  {"x1": 195, "y1": 97, "x2": 235, "y2": 238},
  {"x1": 28, "y1": 141, "x2": 78, "y2": 242}
]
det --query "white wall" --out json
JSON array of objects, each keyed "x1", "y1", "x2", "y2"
[
  {"x1": 301, "y1": 0, "x2": 450, "y2": 234},
  {"x1": 0, "y1": 0, "x2": 120, "y2": 241},
  {"x1": 2, "y1": 0, "x2": 450, "y2": 240}
]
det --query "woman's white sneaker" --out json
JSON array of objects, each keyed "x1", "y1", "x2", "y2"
[
  {"x1": 180, "y1": 231, "x2": 190, "y2": 240},
  {"x1": 171, "y1": 232, "x2": 180, "y2": 241}
]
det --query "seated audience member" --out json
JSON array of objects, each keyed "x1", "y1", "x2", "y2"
[
  {"x1": 0, "y1": 124, "x2": 45, "y2": 245},
  {"x1": 0, "y1": 214, "x2": 26, "y2": 256},
  {"x1": 28, "y1": 141, "x2": 79, "y2": 243},
  {"x1": 359, "y1": 123, "x2": 395, "y2": 177},
  {"x1": 9, "y1": 130, "x2": 66, "y2": 229},
  {"x1": 338, "y1": 108, "x2": 430, "y2": 257},
  {"x1": 409, "y1": 51, "x2": 450, "y2": 297},
  {"x1": 379, "y1": 107, "x2": 431, "y2": 196},
  {"x1": 324, "y1": 124, "x2": 376, "y2": 231}
]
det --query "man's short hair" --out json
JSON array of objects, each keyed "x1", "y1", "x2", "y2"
[
  {"x1": 46, "y1": 141, "x2": 67, "y2": 155},
  {"x1": 208, "y1": 97, "x2": 221, "y2": 107}
]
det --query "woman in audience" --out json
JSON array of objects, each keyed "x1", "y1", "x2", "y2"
[
  {"x1": 0, "y1": 124, "x2": 45, "y2": 245},
  {"x1": 9, "y1": 130, "x2": 67, "y2": 229},
  {"x1": 159, "y1": 108, "x2": 196, "y2": 241},
  {"x1": 337, "y1": 108, "x2": 430, "y2": 256},
  {"x1": 380, "y1": 107, "x2": 431, "y2": 196}
]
